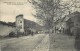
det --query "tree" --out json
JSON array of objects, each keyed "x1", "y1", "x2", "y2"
[
  {"x1": 28, "y1": 0, "x2": 61, "y2": 29},
  {"x1": 28, "y1": 0, "x2": 80, "y2": 51},
  {"x1": 28, "y1": 0, "x2": 80, "y2": 30}
]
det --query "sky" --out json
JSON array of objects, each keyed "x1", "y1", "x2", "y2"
[
  {"x1": 0, "y1": 0, "x2": 80, "y2": 23},
  {"x1": 0, "y1": 0, "x2": 37, "y2": 22}
]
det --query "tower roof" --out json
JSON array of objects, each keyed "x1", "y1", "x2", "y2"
[{"x1": 16, "y1": 14, "x2": 23, "y2": 18}]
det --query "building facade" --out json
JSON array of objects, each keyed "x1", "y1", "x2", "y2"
[{"x1": 15, "y1": 14, "x2": 24, "y2": 35}]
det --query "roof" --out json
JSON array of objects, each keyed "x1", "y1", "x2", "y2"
[
  {"x1": 0, "y1": 21, "x2": 15, "y2": 27},
  {"x1": 24, "y1": 19, "x2": 42, "y2": 31},
  {"x1": 16, "y1": 14, "x2": 23, "y2": 18},
  {"x1": 64, "y1": 17, "x2": 71, "y2": 21},
  {"x1": 64, "y1": 11, "x2": 80, "y2": 22}
]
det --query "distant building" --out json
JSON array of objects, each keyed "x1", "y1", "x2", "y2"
[
  {"x1": 16, "y1": 14, "x2": 24, "y2": 35},
  {"x1": 15, "y1": 14, "x2": 42, "y2": 36},
  {"x1": 62, "y1": 11, "x2": 80, "y2": 35},
  {"x1": 55, "y1": 11, "x2": 80, "y2": 35},
  {"x1": 0, "y1": 14, "x2": 42, "y2": 36},
  {"x1": 70, "y1": 11, "x2": 80, "y2": 35}
]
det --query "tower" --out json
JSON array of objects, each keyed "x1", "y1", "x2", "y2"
[{"x1": 16, "y1": 14, "x2": 24, "y2": 35}]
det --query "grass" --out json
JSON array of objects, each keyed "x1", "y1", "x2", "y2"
[{"x1": 49, "y1": 33, "x2": 76, "y2": 51}]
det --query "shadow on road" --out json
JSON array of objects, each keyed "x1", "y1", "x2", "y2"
[{"x1": 75, "y1": 28, "x2": 80, "y2": 51}]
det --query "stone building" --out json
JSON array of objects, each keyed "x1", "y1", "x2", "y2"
[
  {"x1": 71, "y1": 11, "x2": 80, "y2": 35},
  {"x1": 58, "y1": 11, "x2": 80, "y2": 35},
  {"x1": 15, "y1": 14, "x2": 24, "y2": 35},
  {"x1": 0, "y1": 14, "x2": 42, "y2": 37},
  {"x1": 15, "y1": 14, "x2": 42, "y2": 36},
  {"x1": 54, "y1": 11, "x2": 80, "y2": 35}
]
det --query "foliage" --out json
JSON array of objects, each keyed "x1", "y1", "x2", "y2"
[
  {"x1": 9, "y1": 32, "x2": 16, "y2": 37},
  {"x1": 28, "y1": 0, "x2": 80, "y2": 29}
]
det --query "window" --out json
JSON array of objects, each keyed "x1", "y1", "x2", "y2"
[
  {"x1": 20, "y1": 21, "x2": 22, "y2": 23},
  {"x1": 19, "y1": 25, "x2": 22, "y2": 29}
]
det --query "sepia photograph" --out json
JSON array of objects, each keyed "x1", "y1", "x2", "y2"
[{"x1": 0, "y1": 0, "x2": 80, "y2": 51}]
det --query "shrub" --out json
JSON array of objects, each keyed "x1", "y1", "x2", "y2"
[{"x1": 9, "y1": 32, "x2": 16, "y2": 37}]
